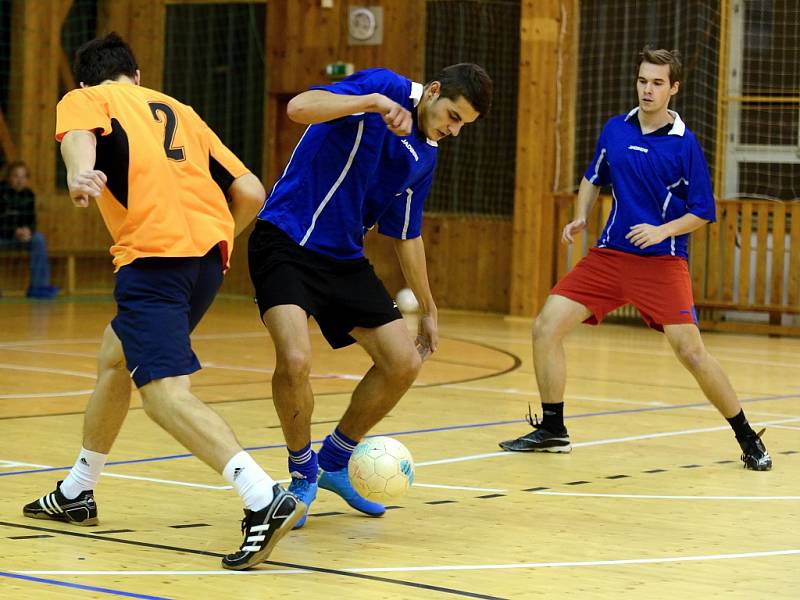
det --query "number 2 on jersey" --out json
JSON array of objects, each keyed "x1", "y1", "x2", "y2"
[{"x1": 148, "y1": 102, "x2": 186, "y2": 161}]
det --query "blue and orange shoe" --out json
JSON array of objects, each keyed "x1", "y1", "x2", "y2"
[
  {"x1": 287, "y1": 477, "x2": 317, "y2": 529},
  {"x1": 318, "y1": 468, "x2": 385, "y2": 517}
]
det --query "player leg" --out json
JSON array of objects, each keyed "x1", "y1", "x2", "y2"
[
  {"x1": 262, "y1": 304, "x2": 319, "y2": 528},
  {"x1": 663, "y1": 323, "x2": 771, "y2": 470},
  {"x1": 316, "y1": 319, "x2": 421, "y2": 515},
  {"x1": 22, "y1": 323, "x2": 131, "y2": 526},
  {"x1": 499, "y1": 294, "x2": 590, "y2": 452}
]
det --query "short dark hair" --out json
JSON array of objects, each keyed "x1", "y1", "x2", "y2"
[
  {"x1": 73, "y1": 32, "x2": 139, "y2": 86},
  {"x1": 637, "y1": 47, "x2": 683, "y2": 85},
  {"x1": 428, "y1": 63, "x2": 493, "y2": 118},
  {"x1": 5, "y1": 160, "x2": 28, "y2": 177}
]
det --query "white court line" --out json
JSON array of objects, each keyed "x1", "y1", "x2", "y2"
[
  {"x1": 769, "y1": 424, "x2": 800, "y2": 431},
  {"x1": 15, "y1": 548, "x2": 800, "y2": 575},
  {"x1": 0, "y1": 389, "x2": 93, "y2": 399},
  {"x1": 534, "y1": 491, "x2": 800, "y2": 501},
  {"x1": 416, "y1": 417, "x2": 800, "y2": 467},
  {"x1": 413, "y1": 483, "x2": 506, "y2": 492},
  {"x1": 439, "y1": 384, "x2": 668, "y2": 407},
  {"x1": 0, "y1": 347, "x2": 96, "y2": 359},
  {"x1": 0, "y1": 363, "x2": 95, "y2": 379},
  {"x1": 4, "y1": 418, "x2": 798, "y2": 490},
  {"x1": 0, "y1": 459, "x2": 231, "y2": 490}
]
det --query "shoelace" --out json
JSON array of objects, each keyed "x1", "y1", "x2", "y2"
[{"x1": 525, "y1": 403, "x2": 542, "y2": 429}]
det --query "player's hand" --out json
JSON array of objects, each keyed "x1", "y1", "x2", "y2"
[
  {"x1": 562, "y1": 218, "x2": 587, "y2": 244},
  {"x1": 626, "y1": 223, "x2": 667, "y2": 249},
  {"x1": 67, "y1": 169, "x2": 107, "y2": 208},
  {"x1": 15, "y1": 226, "x2": 32, "y2": 243},
  {"x1": 415, "y1": 312, "x2": 438, "y2": 362},
  {"x1": 373, "y1": 94, "x2": 412, "y2": 137}
]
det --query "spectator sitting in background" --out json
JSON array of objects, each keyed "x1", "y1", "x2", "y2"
[{"x1": 0, "y1": 161, "x2": 58, "y2": 299}]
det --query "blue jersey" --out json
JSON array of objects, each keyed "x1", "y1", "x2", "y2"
[
  {"x1": 259, "y1": 68, "x2": 438, "y2": 259},
  {"x1": 584, "y1": 107, "x2": 716, "y2": 259}
]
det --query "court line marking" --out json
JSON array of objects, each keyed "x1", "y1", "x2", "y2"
[
  {"x1": 4, "y1": 415, "x2": 798, "y2": 489},
  {"x1": 0, "y1": 522, "x2": 502, "y2": 600},
  {"x1": 14, "y1": 548, "x2": 800, "y2": 575},
  {"x1": 0, "y1": 363, "x2": 95, "y2": 379},
  {"x1": 769, "y1": 424, "x2": 800, "y2": 431},
  {"x1": 534, "y1": 491, "x2": 800, "y2": 500},
  {"x1": 1, "y1": 401, "x2": 798, "y2": 478},
  {"x1": 412, "y1": 483, "x2": 506, "y2": 492},
  {"x1": 416, "y1": 416, "x2": 800, "y2": 467},
  {"x1": 0, "y1": 570, "x2": 170, "y2": 599}
]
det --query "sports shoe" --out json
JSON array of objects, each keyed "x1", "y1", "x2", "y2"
[
  {"x1": 499, "y1": 409, "x2": 571, "y2": 453},
  {"x1": 26, "y1": 285, "x2": 59, "y2": 299},
  {"x1": 287, "y1": 477, "x2": 317, "y2": 529},
  {"x1": 739, "y1": 428, "x2": 772, "y2": 471},
  {"x1": 22, "y1": 481, "x2": 98, "y2": 526},
  {"x1": 318, "y1": 467, "x2": 385, "y2": 516},
  {"x1": 221, "y1": 483, "x2": 305, "y2": 571}
]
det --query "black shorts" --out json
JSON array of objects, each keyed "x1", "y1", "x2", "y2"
[{"x1": 248, "y1": 219, "x2": 402, "y2": 349}]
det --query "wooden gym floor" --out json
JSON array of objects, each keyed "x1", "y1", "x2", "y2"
[{"x1": 0, "y1": 297, "x2": 797, "y2": 599}]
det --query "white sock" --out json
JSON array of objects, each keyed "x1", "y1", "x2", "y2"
[
  {"x1": 223, "y1": 451, "x2": 275, "y2": 512},
  {"x1": 59, "y1": 447, "x2": 108, "y2": 499}
]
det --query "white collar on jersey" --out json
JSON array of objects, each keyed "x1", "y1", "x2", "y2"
[
  {"x1": 624, "y1": 106, "x2": 686, "y2": 136},
  {"x1": 410, "y1": 81, "x2": 438, "y2": 147}
]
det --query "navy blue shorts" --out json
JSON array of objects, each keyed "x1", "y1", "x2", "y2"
[{"x1": 111, "y1": 246, "x2": 223, "y2": 388}]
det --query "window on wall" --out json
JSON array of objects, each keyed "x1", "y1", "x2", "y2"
[
  {"x1": 575, "y1": 0, "x2": 721, "y2": 190},
  {"x1": 425, "y1": 0, "x2": 520, "y2": 216},
  {"x1": 164, "y1": 3, "x2": 266, "y2": 178},
  {"x1": 722, "y1": 0, "x2": 800, "y2": 200}
]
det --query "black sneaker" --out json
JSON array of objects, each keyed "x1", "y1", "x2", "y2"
[
  {"x1": 22, "y1": 481, "x2": 98, "y2": 526},
  {"x1": 739, "y1": 428, "x2": 772, "y2": 471},
  {"x1": 222, "y1": 484, "x2": 305, "y2": 571},
  {"x1": 499, "y1": 408, "x2": 571, "y2": 453}
]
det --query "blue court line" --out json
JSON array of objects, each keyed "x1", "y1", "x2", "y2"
[
  {"x1": 0, "y1": 571, "x2": 170, "y2": 599},
  {"x1": 1, "y1": 392, "x2": 797, "y2": 479}
]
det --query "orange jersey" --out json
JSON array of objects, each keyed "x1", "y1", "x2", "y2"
[{"x1": 55, "y1": 83, "x2": 249, "y2": 270}]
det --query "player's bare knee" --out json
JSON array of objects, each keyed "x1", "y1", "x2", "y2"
[
  {"x1": 674, "y1": 343, "x2": 707, "y2": 372},
  {"x1": 275, "y1": 349, "x2": 312, "y2": 384},
  {"x1": 97, "y1": 324, "x2": 126, "y2": 371},
  {"x1": 376, "y1": 346, "x2": 422, "y2": 388},
  {"x1": 532, "y1": 314, "x2": 559, "y2": 344}
]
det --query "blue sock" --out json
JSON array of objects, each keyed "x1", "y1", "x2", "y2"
[
  {"x1": 318, "y1": 428, "x2": 359, "y2": 472},
  {"x1": 288, "y1": 443, "x2": 318, "y2": 481}
]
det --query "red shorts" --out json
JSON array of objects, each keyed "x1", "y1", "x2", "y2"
[{"x1": 552, "y1": 248, "x2": 697, "y2": 332}]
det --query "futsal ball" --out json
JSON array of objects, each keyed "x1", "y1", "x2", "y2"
[
  {"x1": 348, "y1": 436, "x2": 415, "y2": 503},
  {"x1": 396, "y1": 287, "x2": 419, "y2": 313}
]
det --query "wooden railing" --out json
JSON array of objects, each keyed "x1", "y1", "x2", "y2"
[{"x1": 553, "y1": 194, "x2": 800, "y2": 335}]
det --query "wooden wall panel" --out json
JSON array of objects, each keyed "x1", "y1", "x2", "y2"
[
  {"x1": 97, "y1": 0, "x2": 166, "y2": 89},
  {"x1": 9, "y1": 0, "x2": 72, "y2": 196},
  {"x1": 509, "y1": 0, "x2": 576, "y2": 316}
]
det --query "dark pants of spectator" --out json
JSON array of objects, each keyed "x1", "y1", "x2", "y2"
[{"x1": 0, "y1": 232, "x2": 52, "y2": 289}]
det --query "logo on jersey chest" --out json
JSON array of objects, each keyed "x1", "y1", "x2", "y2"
[
  {"x1": 401, "y1": 139, "x2": 419, "y2": 162},
  {"x1": 628, "y1": 145, "x2": 649, "y2": 153}
]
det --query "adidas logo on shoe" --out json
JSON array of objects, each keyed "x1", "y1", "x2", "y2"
[
  {"x1": 22, "y1": 481, "x2": 98, "y2": 526},
  {"x1": 222, "y1": 484, "x2": 305, "y2": 570}
]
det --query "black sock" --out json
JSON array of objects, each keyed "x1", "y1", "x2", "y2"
[
  {"x1": 727, "y1": 410, "x2": 754, "y2": 441},
  {"x1": 541, "y1": 402, "x2": 565, "y2": 432}
]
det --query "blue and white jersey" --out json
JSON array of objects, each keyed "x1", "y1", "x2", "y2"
[
  {"x1": 584, "y1": 107, "x2": 716, "y2": 259},
  {"x1": 258, "y1": 68, "x2": 438, "y2": 260}
]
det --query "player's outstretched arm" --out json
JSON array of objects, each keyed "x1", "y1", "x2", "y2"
[
  {"x1": 393, "y1": 237, "x2": 438, "y2": 360},
  {"x1": 563, "y1": 177, "x2": 601, "y2": 244},
  {"x1": 60, "y1": 130, "x2": 107, "y2": 208},
  {"x1": 626, "y1": 213, "x2": 709, "y2": 249},
  {"x1": 227, "y1": 173, "x2": 265, "y2": 237},
  {"x1": 287, "y1": 90, "x2": 411, "y2": 136}
]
